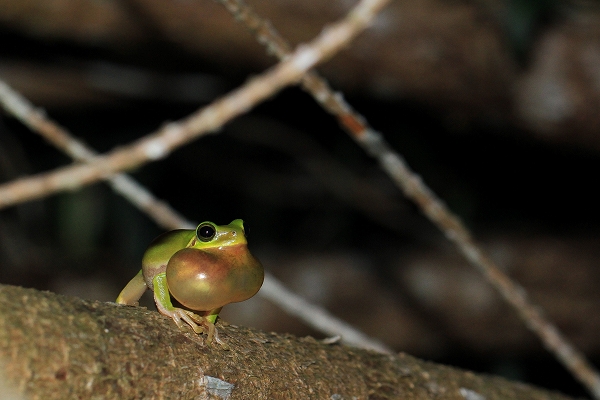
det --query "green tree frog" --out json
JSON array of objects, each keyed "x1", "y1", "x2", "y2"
[{"x1": 116, "y1": 219, "x2": 264, "y2": 343}]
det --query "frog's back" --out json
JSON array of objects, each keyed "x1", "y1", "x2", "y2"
[{"x1": 142, "y1": 229, "x2": 194, "y2": 284}]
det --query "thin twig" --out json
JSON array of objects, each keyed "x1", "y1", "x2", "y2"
[
  {"x1": 260, "y1": 276, "x2": 390, "y2": 353},
  {"x1": 0, "y1": 0, "x2": 390, "y2": 210},
  {"x1": 364, "y1": 133, "x2": 600, "y2": 397},
  {"x1": 0, "y1": 81, "x2": 190, "y2": 229},
  {"x1": 213, "y1": 0, "x2": 600, "y2": 397}
]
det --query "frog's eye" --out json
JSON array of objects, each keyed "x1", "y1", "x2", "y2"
[{"x1": 196, "y1": 223, "x2": 216, "y2": 242}]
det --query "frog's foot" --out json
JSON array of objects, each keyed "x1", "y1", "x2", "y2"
[
  {"x1": 155, "y1": 304, "x2": 225, "y2": 345},
  {"x1": 158, "y1": 306, "x2": 205, "y2": 334},
  {"x1": 186, "y1": 313, "x2": 227, "y2": 347}
]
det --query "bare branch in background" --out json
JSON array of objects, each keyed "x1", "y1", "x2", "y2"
[
  {"x1": 212, "y1": 0, "x2": 600, "y2": 397},
  {"x1": 0, "y1": 81, "x2": 190, "y2": 230},
  {"x1": 0, "y1": 0, "x2": 390, "y2": 209}
]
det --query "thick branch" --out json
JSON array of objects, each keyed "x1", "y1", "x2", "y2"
[{"x1": 0, "y1": 284, "x2": 576, "y2": 400}]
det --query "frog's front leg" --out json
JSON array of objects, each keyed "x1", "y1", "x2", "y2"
[{"x1": 153, "y1": 272, "x2": 205, "y2": 333}]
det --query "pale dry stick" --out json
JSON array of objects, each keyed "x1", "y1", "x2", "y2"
[
  {"x1": 365, "y1": 135, "x2": 600, "y2": 397},
  {"x1": 0, "y1": 73, "x2": 391, "y2": 353},
  {"x1": 214, "y1": 0, "x2": 600, "y2": 397},
  {"x1": 0, "y1": 0, "x2": 390, "y2": 209},
  {"x1": 0, "y1": 81, "x2": 189, "y2": 230},
  {"x1": 260, "y1": 276, "x2": 391, "y2": 353}
]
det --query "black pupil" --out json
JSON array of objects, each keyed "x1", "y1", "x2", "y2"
[{"x1": 198, "y1": 225, "x2": 215, "y2": 240}]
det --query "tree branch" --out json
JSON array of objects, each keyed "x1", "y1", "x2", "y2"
[
  {"x1": 0, "y1": 0, "x2": 390, "y2": 209},
  {"x1": 0, "y1": 284, "x2": 578, "y2": 400}
]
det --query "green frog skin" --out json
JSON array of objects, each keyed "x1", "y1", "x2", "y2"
[{"x1": 116, "y1": 219, "x2": 264, "y2": 343}]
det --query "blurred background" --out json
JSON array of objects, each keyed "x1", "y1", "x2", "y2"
[{"x1": 1, "y1": 0, "x2": 600, "y2": 397}]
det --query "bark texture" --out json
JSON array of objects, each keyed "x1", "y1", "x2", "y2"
[{"x1": 0, "y1": 284, "x2": 577, "y2": 399}]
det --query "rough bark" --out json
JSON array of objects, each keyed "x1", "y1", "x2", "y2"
[{"x1": 0, "y1": 284, "x2": 577, "y2": 399}]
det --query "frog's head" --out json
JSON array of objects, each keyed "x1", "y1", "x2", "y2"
[{"x1": 190, "y1": 219, "x2": 248, "y2": 249}]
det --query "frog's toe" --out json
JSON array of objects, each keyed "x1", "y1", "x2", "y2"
[
  {"x1": 184, "y1": 310, "x2": 205, "y2": 324},
  {"x1": 198, "y1": 319, "x2": 228, "y2": 348},
  {"x1": 166, "y1": 308, "x2": 204, "y2": 334},
  {"x1": 204, "y1": 320, "x2": 216, "y2": 343},
  {"x1": 161, "y1": 308, "x2": 227, "y2": 345},
  {"x1": 211, "y1": 327, "x2": 228, "y2": 348}
]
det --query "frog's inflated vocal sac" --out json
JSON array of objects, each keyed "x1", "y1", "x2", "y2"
[{"x1": 117, "y1": 219, "x2": 264, "y2": 343}]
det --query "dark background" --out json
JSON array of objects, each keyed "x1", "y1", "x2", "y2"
[{"x1": 1, "y1": 0, "x2": 600, "y2": 397}]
